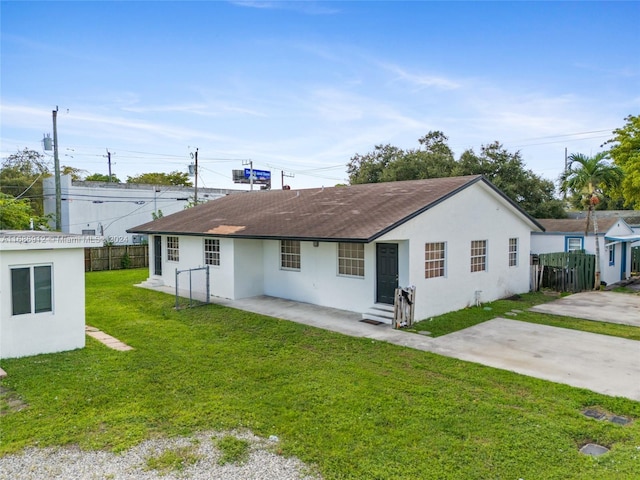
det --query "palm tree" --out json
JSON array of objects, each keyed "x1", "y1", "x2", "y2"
[{"x1": 560, "y1": 152, "x2": 623, "y2": 289}]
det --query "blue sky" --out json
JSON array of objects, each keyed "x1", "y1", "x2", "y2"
[{"x1": 2, "y1": 1, "x2": 639, "y2": 191}]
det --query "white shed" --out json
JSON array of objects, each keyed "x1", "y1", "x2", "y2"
[{"x1": 0, "y1": 231, "x2": 101, "y2": 359}]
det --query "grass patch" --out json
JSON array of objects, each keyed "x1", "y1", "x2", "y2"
[
  {"x1": 215, "y1": 435, "x2": 250, "y2": 465},
  {"x1": 409, "y1": 291, "x2": 640, "y2": 340},
  {"x1": 145, "y1": 445, "x2": 201, "y2": 474},
  {"x1": 1, "y1": 269, "x2": 640, "y2": 479}
]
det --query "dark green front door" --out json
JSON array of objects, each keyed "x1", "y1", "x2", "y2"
[
  {"x1": 376, "y1": 243, "x2": 398, "y2": 304},
  {"x1": 154, "y1": 235, "x2": 162, "y2": 275}
]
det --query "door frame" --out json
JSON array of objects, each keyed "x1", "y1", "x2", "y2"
[
  {"x1": 376, "y1": 243, "x2": 398, "y2": 304},
  {"x1": 153, "y1": 235, "x2": 162, "y2": 276}
]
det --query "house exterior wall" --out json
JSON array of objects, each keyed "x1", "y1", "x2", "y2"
[
  {"x1": 378, "y1": 181, "x2": 534, "y2": 319},
  {"x1": 0, "y1": 246, "x2": 86, "y2": 359},
  {"x1": 261, "y1": 240, "x2": 375, "y2": 312},
  {"x1": 233, "y1": 239, "x2": 265, "y2": 298}
]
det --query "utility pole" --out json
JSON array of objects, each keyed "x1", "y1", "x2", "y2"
[
  {"x1": 52, "y1": 107, "x2": 62, "y2": 231},
  {"x1": 243, "y1": 160, "x2": 254, "y2": 191},
  {"x1": 106, "y1": 149, "x2": 115, "y2": 182},
  {"x1": 281, "y1": 170, "x2": 294, "y2": 189},
  {"x1": 194, "y1": 148, "x2": 198, "y2": 204}
]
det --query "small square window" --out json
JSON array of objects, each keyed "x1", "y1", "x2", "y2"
[
  {"x1": 566, "y1": 237, "x2": 583, "y2": 252},
  {"x1": 11, "y1": 265, "x2": 52, "y2": 316}
]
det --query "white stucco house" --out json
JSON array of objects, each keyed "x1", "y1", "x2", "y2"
[
  {"x1": 531, "y1": 217, "x2": 640, "y2": 286},
  {"x1": 0, "y1": 231, "x2": 100, "y2": 359},
  {"x1": 129, "y1": 175, "x2": 543, "y2": 322}
]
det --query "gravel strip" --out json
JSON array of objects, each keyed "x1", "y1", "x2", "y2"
[{"x1": 0, "y1": 431, "x2": 321, "y2": 480}]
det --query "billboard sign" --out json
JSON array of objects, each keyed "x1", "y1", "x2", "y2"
[{"x1": 232, "y1": 169, "x2": 271, "y2": 186}]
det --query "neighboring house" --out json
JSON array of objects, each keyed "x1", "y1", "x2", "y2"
[
  {"x1": 0, "y1": 231, "x2": 100, "y2": 359},
  {"x1": 43, "y1": 175, "x2": 240, "y2": 245},
  {"x1": 129, "y1": 175, "x2": 543, "y2": 322},
  {"x1": 531, "y1": 217, "x2": 640, "y2": 285}
]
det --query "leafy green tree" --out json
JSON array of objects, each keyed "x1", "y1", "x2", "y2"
[
  {"x1": 348, "y1": 131, "x2": 456, "y2": 184},
  {"x1": 85, "y1": 173, "x2": 121, "y2": 182},
  {"x1": 127, "y1": 171, "x2": 192, "y2": 186},
  {"x1": 604, "y1": 114, "x2": 640, "y2": 208},
  {"x1": 560, "y1": 152, "x2": 623, "y2": 288},
  {"x1": 454, "y1": 142, "x2": 566, "y2": 218},
  {"x1": 347, "y1": 144, "x2": 404, "y2": 184},
  {"x1": 0, "y1": 193, "x2": 50, "y2": 230},
  {"x1": 61, "y1": 165, "x2": 88, "y2": 181},
  {"x1": 0, "y1": 148, "x2": 49, "y2": 216},
  {"x1": 347, "y1": 135, "x2": 566, "y2": 218}
]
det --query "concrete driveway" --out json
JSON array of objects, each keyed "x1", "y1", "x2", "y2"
[
  {"x1": 529, "y1": 291, "x2": 640, "y2": 327},
  {"x1": 429, "y1": 318, "x2": 640, "y2": 401}
]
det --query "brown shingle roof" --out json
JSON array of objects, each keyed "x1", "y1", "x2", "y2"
[
  {"x1": 129, "y1": 175, "x2": 540, "y2": 241},
  {"x1": 536, "y1": 217, "x2": 619, "y2": 234}
]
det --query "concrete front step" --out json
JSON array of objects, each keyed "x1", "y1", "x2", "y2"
[
  {"x1": 139, "y1": 276, "x2": 165, "y2": 287},
  {"x1": 361, "y1": 304, "x2": 394, "y2": 325}
]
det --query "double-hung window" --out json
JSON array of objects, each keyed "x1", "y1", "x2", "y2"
[
  {"x1": 167, "y1": 236, "x2": 179, "y2": 262},
  {"x1": 508, "y1": 238, "x2": 518, "y2": 267},
  {"x1": 280, "y1": 240, "x2": 301, "y2": 270},
  {"x1": 470, "y1": 240, "x2": 487, "y2": 272},
  {"x1": 338, "y1": 243, "x2": 364, "y2": 277},
  {"x1": 11, "y1": 265, "x2": 52, "y2": 316},
  {"x1": 425, "y1": 242, "x2": 446, "y2": 278},
  {"x1": 204, "y1": 238, "x2": 220, "y2": 266}
]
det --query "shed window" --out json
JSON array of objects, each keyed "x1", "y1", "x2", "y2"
[
  {"x1": 470, "y1": 240, "x2": 487, "y2": 272},
  {"x1": 281, "y1": 240, "x2": 300, "y2": 270},
  {"x1": 11, "y1": 265, "x2": 52, "y2": 316},
  {"x1": 508, "y1": 238, "x2": 518, "y2": 267},
  {"x1": 425, "y1": 242, "x2": 446, "y2": 278},
  {"x1": 167, "y1": 236, "x2": 179, "y2": 262},
  {"x1": 338, "y1": 243, "x2": 364, "y2": 277},
  {"x1": 204, "y1": 238, "x2": 220, "y2": 266}
]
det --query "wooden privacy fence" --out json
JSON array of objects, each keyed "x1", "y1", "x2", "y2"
[
  {"x1": 632, "y1": 246, "x2": 640, "y2": 275},
  {"x1": 85, "y1": 245, "x2": 149, "y2": 272},
  {"x1": 530, "y1": 252, "x2": 595, "y2": 293}
]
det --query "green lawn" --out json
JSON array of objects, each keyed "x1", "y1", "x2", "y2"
[{"x1": 1, "y1": 269, "x2": 639, "y2": 479}]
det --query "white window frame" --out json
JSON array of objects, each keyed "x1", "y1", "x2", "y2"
[
  {"x1": 565, "y1": 236, "x2": 584, "y2": 252},
  {"x1": 425, "y1": 242, "x2": 446, "y2": 279},
  {"x1": 204, "y1": 238, "x2": 220, "y2": 266},
  {"x1": 167, "y1": 236, "x2": 179, "y2": 262},
  {"x1": 11, "y1": 264, "x2": 53, "y2": 316},
  {"x1": 470, "y1": 240, "x2": 487, "y2": 273},
  {"x1": 280, "y1": 240, "x2": 301, "y2": 271},
  {"x1": 508, "y1": 237, "x2": 518, "y2": 267},
  {"x1": 337, "y1": 242, "x2": 365, "y2": 278}
]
